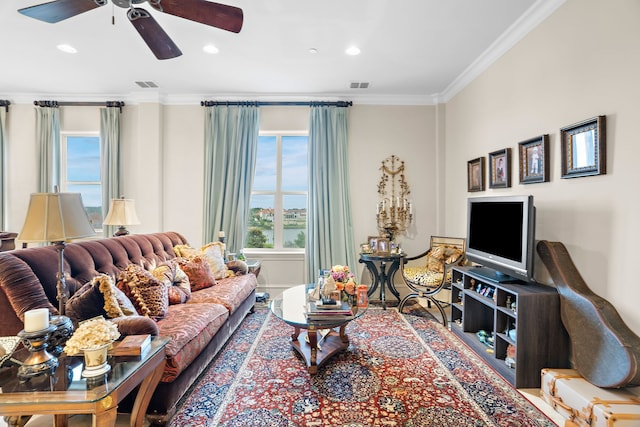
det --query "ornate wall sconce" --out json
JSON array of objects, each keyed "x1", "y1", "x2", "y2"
[{"x1": 375, "y1": 155, "x2": 413, "y2": 242}]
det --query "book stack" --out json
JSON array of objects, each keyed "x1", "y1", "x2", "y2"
[{"x1": 306, "y1": 300, "x2": 354, "y2": 321}]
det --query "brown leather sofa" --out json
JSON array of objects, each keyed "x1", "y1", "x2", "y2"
[{"x1": 0, "y1": 232, "x2": 257, "y2": 425}]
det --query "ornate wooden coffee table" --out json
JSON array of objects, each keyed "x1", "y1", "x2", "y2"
[
  {"x1": 270, "y1": 284, "x2": 367, "y2": 374},
  {"x1": 0, "y1": 336, "x2": 169, "y2": 427}
]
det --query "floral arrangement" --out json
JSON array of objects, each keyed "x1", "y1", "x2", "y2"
[
  {"x1": 330, "y1": 265, "x2": 357, "y2": 296},
  {"x1": 63, "y1": 316, "x2": 121, "y2": 355}
]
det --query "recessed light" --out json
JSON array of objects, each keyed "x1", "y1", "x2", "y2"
[
  {"x1": 345, "y1": 46, "x2": 360, "y2": 56},
  {"x1": 203, "y1": 44, "x2": 219, "y2": 54},
  {"x1": 57, "y1": 44, "x2": 77, "y2": 54},
  {"x1": 309, "y1": 47, "x2": 318, "y2": 54}
]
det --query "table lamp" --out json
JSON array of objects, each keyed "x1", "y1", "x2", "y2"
[
  {"x1": 17, "y1": 189, "x2": 95, "y2": 367},
  {"x1": 18, "y1": 190, "x2": 96, "y2": 314},
  {"x1": 103, "y1": 197, "x2": 140, "y2": 236}
]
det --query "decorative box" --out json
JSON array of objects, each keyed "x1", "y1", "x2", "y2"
[{"x1": 541, "y1": 368, "x2": 640, "y2": 427}]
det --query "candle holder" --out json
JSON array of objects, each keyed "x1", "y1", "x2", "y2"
[
  {"x1": 375, "y1": 155, "x2": 413, "y2": 242},
  {"x1": 47, "y1": 315, "x2": 74, "y2": 357},
  {"x1": 17, "y1": 325, "x2": 58, "y2": 382}
]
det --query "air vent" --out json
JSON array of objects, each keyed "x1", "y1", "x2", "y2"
[
  {"x1": 135, "y1": 81, "x2": 159, "y2": 88},
  {"x1": 350, "y1": 82, "x2": 369, "y2": 89}
]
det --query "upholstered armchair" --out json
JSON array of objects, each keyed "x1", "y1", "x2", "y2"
[{"x1": 399, "y1": 236, "x2": 466, "y2": 325}]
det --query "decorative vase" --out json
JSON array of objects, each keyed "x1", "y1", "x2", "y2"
[{"x1": 81, "y1": 343, "x2": 111, "y2": 378}]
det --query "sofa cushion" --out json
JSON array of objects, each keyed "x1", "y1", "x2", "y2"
[
  {"x1": 156, "y1": 302, "x2": 229, "y2": 382},
  {"x1": 117, "y1": 264, "x2": 169, "y2": 320},
  {"x1": 176, "y1": 256, "x2": 216, "y2": 291},
  {"x1": 188, "y1": 274, "x2": 257, "y2": 313},
  {"x1": 151, "y1": 260, "x2": 191, "y2": 305}
]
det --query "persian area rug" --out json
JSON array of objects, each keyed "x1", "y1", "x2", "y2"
[{"x1": 170, "y1": 308, "x2": 554, "y2": 427}]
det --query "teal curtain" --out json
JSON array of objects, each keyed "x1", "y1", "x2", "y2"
[
  {"x1": 100, "y1": 107, "x2": 121, "y2": 237},
  {"x1": 0, "y1": 107, "x2": 6, "y2": 230},
  {"x1": 306, "y1": 105, "x2": 356, "y2": 282},
  {"x1": 203, "y1": 105, "x2": 259, "y2": 252},
  {"x1": 36, "y1": 106, "x2": 60, "y2": 193}
]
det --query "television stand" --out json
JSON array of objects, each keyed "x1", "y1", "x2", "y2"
[
  {"x1": 469, "y1": 266, "x2": 522, "y2": 283},
  {"x1": 450, "y1": 266, "x2": 570, "y2": 388}
]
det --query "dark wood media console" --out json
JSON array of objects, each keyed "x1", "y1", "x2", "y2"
[{"x1": 449, "y1": 266, "x2": 570, "y2": 388}]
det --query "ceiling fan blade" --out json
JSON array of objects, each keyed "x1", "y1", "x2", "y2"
[
  {"x1": 149, "y1": 0, "x2": 243, "y2": 33},
  {"x1": 18, "y1": 0, "x2": 106, "y2": 23},
  {"x1": 128, "y1": 7, "x2": 182, "y2": 60}
]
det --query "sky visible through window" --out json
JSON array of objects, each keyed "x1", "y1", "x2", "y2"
[
  {"x1": 251, "y1": 135, "x2": 308, "y2": 210},
  {"x1": 66, "y1": 136, "x2": 101, "y2": 207}
]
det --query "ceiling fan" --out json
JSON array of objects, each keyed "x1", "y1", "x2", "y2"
[{"x1": 18, "y1": 0, "x2": 243, "y2": 60}]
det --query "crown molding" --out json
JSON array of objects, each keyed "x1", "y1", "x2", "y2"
[{"x1": 439, "y1": 0, "x2": 566, "y2": 103}]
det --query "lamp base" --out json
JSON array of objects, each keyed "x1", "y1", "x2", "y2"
[{"x1": 113, "y1": 226, "x2": 130, "y2": 237}]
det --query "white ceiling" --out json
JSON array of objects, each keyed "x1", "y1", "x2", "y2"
[{"x1": 1, "y1": 0, "x2": 562, "y2": 104}]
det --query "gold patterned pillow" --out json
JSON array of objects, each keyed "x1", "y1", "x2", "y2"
[
  {"x1": 116, "y1": 264, "x2": 169, "y2": 320},
  {"x1": 201, "y1": 242, "x2": 228, "y2": 279}
]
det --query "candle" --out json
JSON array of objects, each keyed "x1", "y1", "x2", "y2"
[
  {"x1": 218, "y1": 231, "x2": 225, "y2": 238},
  {"x1": 24, "y1": 308, "x2": 49, "y2": 332}
]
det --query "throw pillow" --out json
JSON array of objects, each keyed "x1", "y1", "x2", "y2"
[
  {"x1": 173, "y1": 244, "x2": 199, "y2": 259},
  {"x1": 116, "y1": 264, "x2": 169, "y2": 320},
  {"x1": 175, "y1": 255, "x2": 216, "y2": 291},
  {"x1": 201, "y1": 242, "x2": 228, "y2": 279},
  {"x1": 226, "y1": 259, "x2": 249, "y2": 275},
  {"x1": 151, "y1": 260, "x2": 191, "y2": 304},
  {"x1": 65, "y1": 274, "x2": 138, "y2": 326}
]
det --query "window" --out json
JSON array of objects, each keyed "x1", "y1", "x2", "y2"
[
  {"x1": 61, "y1": 133, "x2": 102, "y2": 230},
  {"x1": 246, "y1": 134, "x2": 308, "y2": 250}
]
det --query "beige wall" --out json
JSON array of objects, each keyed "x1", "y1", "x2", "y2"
[
  {"x1": 4, "y1": 103, "x2": 436, "y2": 292},
  {"x1": 445, "y1": 0, "x2": 640, "y2": 334}
]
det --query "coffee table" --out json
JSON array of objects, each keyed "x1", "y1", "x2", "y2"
[
  {"x1": 0, "y1": 336, "x2": 169, "y2": 427},
  {"x1": 270, "y1": 284, "x2": 367, "y2": 374}
]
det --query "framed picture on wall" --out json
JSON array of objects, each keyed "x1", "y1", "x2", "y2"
[
  {"x1": 467, "y1": 157, "x2": 485, "y2": 192},
  {"x1": 489, "y1": 148, "x2": 511, "y2": 189},
  {"x1": 519, "y1": 135, "x2": 549, "y2": 184},
  {"x1": 560, "y1": 115, "x2": 606, "y2": 179}
]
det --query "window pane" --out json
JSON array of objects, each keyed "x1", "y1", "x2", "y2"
[
  {"x1": 67, "y1": 184, "x2": 102, "y2": 229},
  {"x1": 253, "y1": 136, "x2": 276, "y2": 191},
  {"x1": 282, "y1": 136, "x2": 308, "y2": 191},
  {"x1": 67, "y1": 136, "x2": 101, "y2": 182},
  {"x1": 283, "y1": 194, "x2": 306, "y2": 248},
  {"x1": 247, "y1": 194, "x2": 274, "y2": 248}
]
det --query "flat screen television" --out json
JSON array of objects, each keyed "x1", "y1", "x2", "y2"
[{"x1": 466, "y1": 195, "x2": 536, "y2": 282}]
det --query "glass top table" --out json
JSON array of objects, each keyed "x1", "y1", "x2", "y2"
[
  {"x1": 0, "y1": 336, "x2": 169, "y2": 427},
  {"x1": 270, "y1": 284, "x2": 367, "y2": 373}
]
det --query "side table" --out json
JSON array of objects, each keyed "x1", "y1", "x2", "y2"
[
  {"x1": 245, "y1": 259, "x2": 261, "y2": 278},
  {"x1": 359, "y1": 253, "x2": 406, "y2": 309},
  {"x1": 0, "y1": 336, "x2": 169, "y2": 427}
]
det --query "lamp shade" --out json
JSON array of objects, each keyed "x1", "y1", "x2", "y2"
[
  {"x1": 18, "y1": 192, "x2": 96, "y2": 243},
  {"x1": 103, "y1": 198, "x2": 140, "y2": 226}
]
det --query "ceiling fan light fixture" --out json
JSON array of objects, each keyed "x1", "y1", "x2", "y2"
[{"x1": 57, "y1": 44, "x2": 77, "y2": 54}]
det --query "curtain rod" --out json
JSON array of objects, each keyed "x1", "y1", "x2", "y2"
[
  {"x1": 200, "y1": 100, "x2": 352, "y2": 107},
  {"x1": 33, "y1": 100, "x2": 125, "y2": 111},
  {"x1": 0, "y1": 100, "x2": 9, "y2": 112}
]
